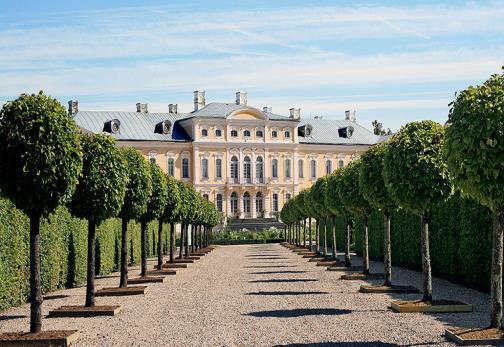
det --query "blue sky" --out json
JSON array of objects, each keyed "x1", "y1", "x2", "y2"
[{"x1": 0, "y1": 0, "x2": 503, "y2": 131}]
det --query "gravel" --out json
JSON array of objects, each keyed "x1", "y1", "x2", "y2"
[{"x1": 0, "y1": 244, "x2": 492, "y2": 346}]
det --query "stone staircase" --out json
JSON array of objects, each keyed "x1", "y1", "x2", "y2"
[{"x1": 227, "y1": 217, "x2": 285, "y2": 231}]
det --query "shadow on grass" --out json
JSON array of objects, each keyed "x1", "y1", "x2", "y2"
[
  {"x1": 245, "y1": 308, "x2": 351, "y2": 318},
  {"x1": 246, "y1": 291, "x2": 329, "y2": 296},
  {"x1": 250, "y1": 270, "x2": 308, "y2": 274},
  {"x1": 249, "y1": 279, "x2": 318, "y2": 283}
]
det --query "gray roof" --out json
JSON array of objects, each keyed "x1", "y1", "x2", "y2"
[
  {"x1": 298, "y1": 119, "x2": 381, "y2": 145},
  {"x1": 185, "y1": 102, "x2": 292, "y2": 121}
]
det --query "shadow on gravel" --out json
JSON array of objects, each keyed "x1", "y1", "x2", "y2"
[
  {"x1": 246, "y1": 255, "x2": 283, "y2": 257},
  {"x1": 244, "y1": 265, "x2": 299, "y2": 268},
  {"x1": 245, "y1": 308, "x2": 351, "y2": 318},
  {"x1": 43, "y1": 294, "x2": 69, "y2": 300},
  {"x1": 275, "y1": 343, "x2": 399, "y2": 347},
  {"x1": 0, "y1": 315, "x2": 27, "y2": 321},
  {"x1": 249, "y1": 279, "x2": 318, "y2": 283},
  {"x1": 250, "y1": 270, "x2": 308, "y2": 274},
  {"x1": 248, "y1": 257, "x2": 289, "y2": 260},
  {"x1": 246, "y1": 291, "x2": 329, "y2": 296}
]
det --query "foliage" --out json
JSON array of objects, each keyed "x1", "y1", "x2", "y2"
[
  {"x1": 69, "y1": 133, "x2": 127, "y2": 223},
  {"x1": 359, "y1": 141, "x2": 395, "y2": 210},
  {"x1": 119, "y1": 148, "x2": 152, "y2": 221},
  {"x1": 212, "y1": 228, "x2": 284, "y2": 242},
  {"x1": 309, "y1": 177, "x2": 330, "y2": 217},
  {"x1": 338, "y1": 160, "x2": 372, "y2": 216},
  {"x1": 444, "y1": 72, "x2": 504, "y2": 211},
  {"x1": 383, "y1": 120, "x2": 452, "y2": 214},
  {"x1": 325, "y1": 171, "x2": 345, "y2": 216},
  {"x1": 139, "y1": 163, "x2": 168, "y2": 223},
  {"x1": 0, "y1": 92, "x2": 82, "y2": 217},
  {"x1": 161, "y1": 175, "x2": 181, "y2": 224},
  {"x1": 372, "y1": 120, "x2": 393, "y2": 136}
]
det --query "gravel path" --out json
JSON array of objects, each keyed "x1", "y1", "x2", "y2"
[{"x1": 0, "y1": 244, "x2": 492, "y2": 346}]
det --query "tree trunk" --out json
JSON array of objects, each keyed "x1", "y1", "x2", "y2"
[
  {"x1": 119, "y1": 218, "x2": 128, "y2": 288},
  {"x1": 308, "y1": 217, "x2": 313, "y2": 251},
  {"x1": 303, "y1": 219, "x2": 307, "y2": 248},
  {"x1": 85, "y1": 219, "x2": 96, "y2": 307},
  {"x1": 191, "y1": 225, "x2": 195, "y2": 253},
  {"x1": 29, "y1": 213, "x2": 42, "y2": 333},
  {"x1": 323, "y1": 217, "x2": 328, "y2": 257},
  {"x1": 490, "y1": 209, "x2": 504, "y2": 328},
  {"x1": 345, "y1": 218, "x2": 351, "y2": 267},
  {"x1": 363, "y1": 215, "x2": 369, "y2": 275},
  {"x1": 184, "y1": 224, "x2": 189, "y2": 258},
  {"x1": 140, "y1": 220, "x2": 148, "y2": 277},
  {"x1": 420, "y1": 211, "x2": 432, "y2": 302},
  {"x1": 331, "y1": 215, "x2": 337, "y2": 260},
  {"x1": 383, "y1": 210, "x2": 392, "y2": 287},
  {"x1": 315, "y1": 219, "x2": 320, "y2": 254},
  {"x1": 157, "y1": 219, "x2": 163, "y2": 270},
  {"x1": 178, "y1": 223, "x2": 184, "y2": 259},
  {"x1": 169, "y1": 223, "x2": 175, "y2": 263}
]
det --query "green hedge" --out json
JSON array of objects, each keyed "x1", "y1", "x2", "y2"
[
  {"x1": 0, "y1": 197, "x2": 170, "y2": 311},
  {"x1": 350, "y1": 194, "x2": 492, "y2": 292}
]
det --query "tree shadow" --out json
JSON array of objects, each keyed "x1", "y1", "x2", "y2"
[
  {"x1": 246, "y1": 254, "x2": 283, "y2": 257},
  {"x1": 43, "y1": 294, "x2": 69, "y2": 300},
  {"x1": 245, "y1": 308, "x2": 351, "y2": 318},
  {"x1": 250, "y1": 270, "x2": 308, "y2": 274},
  {"x1": 275, "y1": 343, "x2": 399, "y2": 347},
  {"x1": 248, "y1": 257, "x2": 289, "y2": 260},
  {"x1": 249, "y1": 279, "x2": 318, "y2": 283},
  {"x1": 246, "y1": 291, "x2": 329, "y2": 296},
  {"x1": 244, "y1": 265, "x2": 299, "y2": 268},
  {"x1": 0, "y1": 315, "x2": 27, "y2": 321}
]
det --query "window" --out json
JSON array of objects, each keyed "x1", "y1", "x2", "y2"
[
  {"x1": 149, "y1": 157, "x2": 156, "y2": 164},
  {"x1": 215, "y1": 129, "x2": 222, "y2": 137},
  {"x1": 338, "y1": 159, "x2": 344, "y2": 168},
  {"x1": 256, "y1": 157, "x2": 264, "y2": 183},
  {"x1": 285, "y1": 193, "x2": 291, "y2": 201},
  {"x1": 230, "y1": 192, "x2": 238, "y2": 214},
  {"x1": 272, "y1": 130, "x2": 278, "y2": 138},
  {"x1": 167, "y1": 158, "x2": 174, "y2": 177},
  {"x1": 216, "y1": 193, "x2": 223, "y2": 212},
  {"x1": 216, "y1": 158, "x2": 222, "y2": 179},
  {"x1": 231, "y1": 129, "x2": 238, "y2": 137},
  {"x1": 182, "y1": 158, "x2": 189, "y2": 178},
  {"x1": 244, "y1": 130, "x2": 251, "y2": 137},
  {"x1": 326, "y1": 160, "x2": 332, "y2": 175},
  {"x1": 256, "y1": 130, "x2": 263, "y2": 138},
  {"x1": 201, "y1": 129, "x2": 208, "y2": 137},
  {"x1": 244, "y1": 156, "x2": 251, "y2": 183},
  {"x1": 272, "y1": 159, "x2": 278, "y2": 178},
  {"x1": 243, "y1": 192, "x2": 251, "y2": 214},
  {"x1": 298, "y1": 159, "x2": 304, "y2": 178},
  {"x1": 272, "y1": 193, "x2": 279, "y2": 212},
  {"x1": 203, "y1": 193, "x2": 209, "y2": 200},
  {"x1": 285, "y1": 158, "x2": 291, "y2": 179},
  {"x1": 256, "y1": 192, "x2": 263, "y2": 213},
  {"x1": 202, "y1": 158, "x2": 208, "y2": 179},
  {"x1": 284, "y1": 131, "x2": 291, "y2": 138},
  {"x1": 310, "y1": 159, "x2": 317, "y2": 179},
  {"x1": 230, "y1": 156, "x2": 239, "y2": 183}
]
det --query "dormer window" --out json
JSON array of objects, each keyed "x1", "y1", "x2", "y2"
[
  {"x1": 298, "y1": 124, "x2": 313, "y2": 137},
  {"x1": 103, "y1": 119, "x2": 121, "y2": 134},
  {"x1": 215, "y1": 129, "x2": 222, "y2": 137},
  {"x1": 201, "y1": 129, "x2": 208, "y2": 137},
  {"x1": 338, "y1": 126, "x2": 355, "y2": 139},
  {"x1": 244, "y1": 130, "x2": 251, "y2": 137},
  {"x1": 256, "y1": 130, "x2": 263, "y2": 138},
  {"x1": 155, "y1": 120, "x2": 171, "y2": 134},
  {"x1": 272, "y1": 130, "x2": 278, "y2": 138},
  {"x1": 231, "y1": 129, "x2": 238, "y2": 137}
]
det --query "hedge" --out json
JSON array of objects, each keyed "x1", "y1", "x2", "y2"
[
  {"x1": 0, "y1": 197, "x2": 170, "y2": 311},
  {"x1": 350, "y1": 193, "x2": 492, "y2": 292}
]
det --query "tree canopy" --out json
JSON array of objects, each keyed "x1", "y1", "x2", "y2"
[
  {"x1": 139, "y1": 162, "x2": 168, "y2": 223},
  {"x1": 161, "y1": 174, "x2": 182, "y2": 224},
  {"x1": 325, "y1": 170, "x2": 345, "y2": 216},
  {"x1": 338, "y1": 160, "x2": 373, "y2": 216},
  {"x1": 309, "y1": 177, "x2": 330, "y2": 218}
]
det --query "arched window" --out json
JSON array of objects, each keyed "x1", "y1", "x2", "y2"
[
  {"x1": 338, "y1": 159, "x2": 344, "y2": 168},
  {"x1": 272, "y1": 159, "x2": 278, "y2": 178},
  {"x1": 215, "y1": 129, "x2": 222, "y2": 137},
  {"x1": 182, "y1": 158, "x2": 189, "y2": 178},
  {"x1": 244, "y1": 156, "x2": 251, "y2": 183},
  {"x1": 244, "y1": 129, "x2": 251, "y2": 137},
  {"x1": 201, "y1": 129, "x2": 208, "y2": 137},
  {"x1": 201, "y1": 158, "x2": 208, "y2": 179},
  {"x1": 310, "y1": 159, "x2": 316, "y2": 179},
  {"x1": 203, "y1": 193, "x2": 209, "y2": 200},
  {"x1": 216, "y1": 193, "x2": 223, "y2": 212},
  {"x1": 230, "y1": 155, "x2": 239, "y2": 183},
  {"x1": 256, "y1": 192, "x2": 263, "y2": 213},
  {"x1": 256, "y1": 130, "x2": 263, "y2": 138},
  {"x1": 256, "y1": 156, "x2": 264, "y2": 183},
  {"x1": 243, "y1": 192, "x2": 251, "y2": 214},
  {"x1": 272, "y1": 193, "x2": 279, "y2": 212},
  {"x1": 285, "y1": 158, "x2": 291, "y2": 179},
  {"x1": 284, "y1": 130, "x2": 291, "y2": 138},
  {"x1": 167, "y1": 158, "x2": 174, "y2": 177},
  {"x1": 326, "y1": 160, "x2": 332, "y2": 175},
  {"x1": 230, "y1": 129, "x2": 238, "y2": 137},
  {"x1": 298, "y1": 159, "x2": 304, "y2": 178},
  {"x1": 272, "y1": 130, "x2": 278, "y2": 138},
  {"x1": 230, "y1": 192, "x2": 238, "y2": 214},
  {"x1": 215, "y1": 158, "x2": 222, "y2": 179}
]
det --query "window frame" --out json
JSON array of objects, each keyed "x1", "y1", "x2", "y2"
[{"x1": 182, "y1": 157, "x2": 190, "y2": 179}]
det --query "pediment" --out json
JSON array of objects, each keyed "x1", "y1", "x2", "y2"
[{"x1": 227, "y1": 108, "x2": 266, "y2": 120}]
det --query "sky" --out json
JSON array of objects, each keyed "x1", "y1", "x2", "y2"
[{"x1": 0, "y1": 0, "x2": 503, "y2": 131}]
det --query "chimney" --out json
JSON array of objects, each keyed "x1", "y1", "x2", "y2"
[
  {"x1": 168, "y1": 103, "x2": 178, "y2": 114},
  {"x1": 136, "y1": 103, "x2": 148, "y2": 113},
  {"x1": 263, "y1": 106, "x2": 272, "y2": 113},
  {"x1": 345, "y1": 110, "x2": 356, "y2": 122},
  {"x1": 235, "y1": 91, "x2": 247, "y2": 106},
  {"x1": 194, "y1": 90, "x2": 205, "y2": 111},
  {"x1": 289, "y1": 108, "x2": 301, "y2": 120},
  {"x1": 68, "y1": 100, "x2": 78, "y2": 115}
]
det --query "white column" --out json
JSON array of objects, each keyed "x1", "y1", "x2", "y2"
[
  {"x1": 227, "y1": 192, "x2": 232, "y2": 216},
  {"x1": 293, "y1": 151, "x2": 299, "y2": 195},
  {"x1": 193, "y1": 146, "x2": 199, "y2": 184},
  {"x1": 237, "y1": 190, "x2": 243, "y2": 219},
  {"x1": 239, "y1": 148, "x2": 243, "y2": 184},
  {"x1": 264, "y1": 191, "x2": 271, "y2": 218},
  {"x1": 251, "y1": 150, "x2": 255, "y2": 184},
  {"x1": 251, "y1": 191, "x2": 256, "y2": 218}
]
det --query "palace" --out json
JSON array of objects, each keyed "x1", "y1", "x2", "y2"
[{"x1": 72, "y1": 91, "x2": 382, "y2": 219}]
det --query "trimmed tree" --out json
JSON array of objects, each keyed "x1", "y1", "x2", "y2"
[
  {"x1": 0, "y1": 92, "x2": 82, "y2": 333},
  {"x1": 359, "y1": 141, "x2": 396, "y2": 286},
  {"x1": 325, "y1": 170, "x2": 346, "y2": 262},
  {"x1": 118, "y1": 148, "x2": 152, "y2": 288},
  {"x1": 138, "y1": 163, "x2": 168, "y2": 277},
  {"x1": 162, "y1": 175, "x2": 181, "y2": 267},
  {"x1": 444, "y1": 71, "x2": 504, "y2": 328},
  {"x1": 333, "y1": 167, "x2": 354, "y2": 267},
  {"x1": 339, "y1": 160, "x2": 373, "y2": 274},
  {"x1": 311, "y1": 177, "x2": 330, "y2": 257},
  {"x1": 176, "y1": 181, "x2": 189, "y2": 259},
  {"x1": 69, "y1": 133, "x2": 127, "y2": 307},
  {"x1": 384, "y1": 120, "x2": 451, "y2": 302},
  {"x1": 303, "y1": 187, "x2": 317, "y2": 251}
]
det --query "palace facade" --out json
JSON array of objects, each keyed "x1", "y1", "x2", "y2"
[{"x1": 72, "y1": 91, "x2": 382, "y2": 219}]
